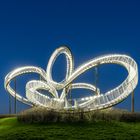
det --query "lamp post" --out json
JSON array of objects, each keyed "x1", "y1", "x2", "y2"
[
  {"x1": 14, "y1": 78, "x2": 17, "y2": 114},
  {"x1": 94, "y1": 66, "x2": 98, "y2": 95},
  {"x1": 131, "y1": 91, "x2": 134, "y2": 113},
  {"x1": 9, "y1": 94, "x2": 11, "y2": 114}
]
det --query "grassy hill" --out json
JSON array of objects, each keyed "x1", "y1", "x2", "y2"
[{"x1": 0, "y1": 117, "x2": 140, "y2": 140}]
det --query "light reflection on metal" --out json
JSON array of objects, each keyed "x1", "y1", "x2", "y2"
[{"x1": 4, "y1": 46, "x2": 138, "y2": 112}]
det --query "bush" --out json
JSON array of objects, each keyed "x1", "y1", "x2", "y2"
[
  {"x1": 17, "y1": 107, "x2": 140, "y2": 123},
  {"x1": 18, "y1": 107, "x2": 61, "y2": 123},
  {"x1": 0, "y1": 114, "x2": 16, "y2": 119},
  {"x1": 120, "y1": 113, "x2": 140, "y2": 122}
]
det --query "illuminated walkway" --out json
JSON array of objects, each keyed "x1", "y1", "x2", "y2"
[{"x1": 5, "y1": 46, "x2": 138, "y2": 111}]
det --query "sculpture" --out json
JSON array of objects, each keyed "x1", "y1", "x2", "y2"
[{"x1": 5, "y1": 46, "x2": 138, "y2": 112}]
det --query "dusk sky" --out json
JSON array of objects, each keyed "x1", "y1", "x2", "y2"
[{"x1": 0, "y1": 0, "x2": 140, "y2": 114}]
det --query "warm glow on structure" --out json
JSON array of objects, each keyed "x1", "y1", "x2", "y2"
[{"x1": 4, "y1": 46, "x2": 138, "y2": 112}]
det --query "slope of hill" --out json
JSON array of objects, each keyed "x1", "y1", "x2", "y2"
[{"x1": 0, "y1": 117, "x2": 140, "y2": 140}]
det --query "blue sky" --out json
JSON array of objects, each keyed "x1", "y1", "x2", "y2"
[{"x1": 0, "y1": 0, "x2": 140, "y2": 114}]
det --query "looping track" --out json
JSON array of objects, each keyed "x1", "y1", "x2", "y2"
[{"x1": 5, "y1": 46, "x2": 138, "y2": 111}]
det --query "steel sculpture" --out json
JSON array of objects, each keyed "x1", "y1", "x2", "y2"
[{"x1": 4, "y1": 46, "x2": 138, "y2": 111}]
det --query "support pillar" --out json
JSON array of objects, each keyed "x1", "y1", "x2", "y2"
[
  {"x1": 14, "y1": 78, "x2": 17, "y2": 114},
  {"x1": 9, "y1": 94, "x2": 12, "y2": 114},
  {"x1": 131, "y1": 91, "x2": 134, "y2": 113}
]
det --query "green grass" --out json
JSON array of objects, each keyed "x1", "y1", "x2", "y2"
[{"x1": 0, "y1": 117, "x2": 140, "y2": 140}]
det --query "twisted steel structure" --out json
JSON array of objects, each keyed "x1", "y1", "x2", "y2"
[{"x1": 5, "y1": 46, "x2": 138, "y2": 111}]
